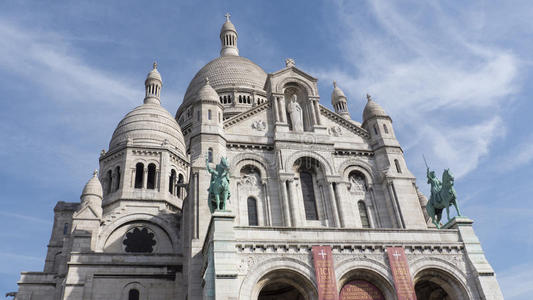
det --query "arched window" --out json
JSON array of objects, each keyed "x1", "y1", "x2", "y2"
[
  {"x1": 208, "y1": 149, "x2": 214, "y2": 162},
  {"x1": 394, "y1": 159, "x2": 402, "y2": 173},
  {"x1": 134, "y1": 163, "x2": 144, "y2": 188},
  {"x1": 114, "y1": 166, "x2": 121, "y2": 191},
  {"x1": 197, "y1": 110, "x2": 200, "y2": 121},
  {"x1": 383, "y1": 124, "x2": 389, "y2": 134},
  {"x1": 128, "y1": 289, "x2": 139, "y2": 300},
  {"x1": 358, "y1": 201, "x2": 370, "y2": 228},
  {"x1": 208, "y1": 109, "x2": 212, "y2": 120},
  {"x1": 247, "y1": 96, "x2": 251, "y2": 104},
  {"x1": 147, "y1": 164, "x2": 156, "y2": 189},
  {"x1": 63, "y1": 223, "x2": 69, "y2": 235},
  {"x1": 177, "y1": 174, "x2": 184, "y2": 198},
  {"x1": 106, "y1": 170, "x2": 112, "y2": 194},
  {"x1": 373, "y1": 124, "x2": 379, "y2": 135},
  {"x1": 247, "y1": 197, "x2": 258, "y2": 226},
  {"x1": 300, "y1": 171, "x2": 318, "y2": 220},
  {"x1": 169, "y1": 169, "x2": 176, "y2": 194},
  {"x1": 228, "y1": 95, "x2": 232, "y2": 103}
]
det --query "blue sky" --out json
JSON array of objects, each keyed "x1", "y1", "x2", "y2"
[{"x1": 0, "y1": 0, "x2": 531, "y2": 298}]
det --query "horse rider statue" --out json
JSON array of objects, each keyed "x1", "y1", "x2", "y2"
[{"x1": 206, "y1": 156, "x2": 231, "y2": 212}]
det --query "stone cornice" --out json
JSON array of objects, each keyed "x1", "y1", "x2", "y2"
[
  {"x1": 319, "y1": 105, "x2": 369, "y2": 139},
  {"x1": 223, "y1": 101, "x2": 271, "y2": 129}
]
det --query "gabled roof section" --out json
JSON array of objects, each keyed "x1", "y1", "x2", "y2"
[
  {"x1": 223, "y1": 101, "x2": 271, "y2": 130},
  {"x1": 268, "y1": 65, "x2": 317, "y2": 82},
  {"x1": 319, "y1": 104, "x2": 369, "y2": 139},
  {"x1": 265, "y1": 65, "x2": 319, "y2": 97}
]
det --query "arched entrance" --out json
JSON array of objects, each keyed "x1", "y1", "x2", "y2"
[
  {"x1": 337, "y1": 268, "x2": 394, "y2": 300},
  {"x1": 414, "y1": 268, "x2": 469, "y2": 300},
  {"x1": 254, "y1": 269, "x2": 317, "y2": 300}
]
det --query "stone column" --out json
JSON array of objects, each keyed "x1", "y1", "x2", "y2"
[
  {"x1": 287, "y1": 179, "x2": 301, "y2": 227},
  {"x1": 280, "y1": 179, "x2": 291, "y2": 227},
  {"x1": 333, "y1": 182, "x2": 346, "y2": 228},
  {"x1": 313, "y1": 100, "x2": 322, "y2": 125},
  {"x1": 387, "y1": 181, "x2": 404, "y2": 228},
  {"x1": 327, "y1": 182, "x2": 341, "y2": 227},
  {"x1": 308, "y1": 100, "x2": 317, "y2": 126},
  {"x1": 279, "y1": 96, "x2": 287, "y2": 123},
  {"x1": 262, "y1": 180, "x2": 272, "y2": 226},
  {"x1": 272, "y1": 96, "x2": 280, "y2": 122},
  {"x1": 143, "y1": 169, "x2": 148, "y2": 189}
]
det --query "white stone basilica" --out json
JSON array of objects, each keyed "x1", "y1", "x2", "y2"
[{"x1": 13, "y1": 16, "x2": 504, "y2": 300}]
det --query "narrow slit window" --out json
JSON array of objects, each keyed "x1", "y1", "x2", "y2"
[
  {"x1": 147, "y1": 163, "x2": 156, "y2": 189},
  {"x1": 247, "y1": 197, "x2": 258, "y2": 226},
  {"x1": 358, "y1": 201, "x2": 371, "y2": 228},
  {"x1": 394, "y1": 159, "x2": 402, "y2": 173}
]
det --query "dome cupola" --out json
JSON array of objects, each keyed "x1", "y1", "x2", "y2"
[
  {"x1": 109, "y1": 64, "x2": 187, "y2": 157},
  {"x1": 220, "y1": 13, "x2": 239, "y2": 57},
  {"x1": 331, "y1": 81, "x2": 350, "y2": 119},
  {"x1": 362, "y1": 94, "x2": 388, "y2": 122},
  {"x1": 144, "y1": 62, "x2": 162, "y2": 105},
  {"x1": 197, "y1": 77, "x2": 219, "y2": 101},
  {"x1": 81, "y1": 170, "x2": 103, "y2": 201}
]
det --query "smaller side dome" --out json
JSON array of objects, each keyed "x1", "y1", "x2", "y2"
[
  {"x1": 331, "y1": 81, "x2": 351, "y2": 120},
  {"x1": 197, "y1": 77, "x2": 219, "y2": 101},
  {"x1": 81, "y1": 170, "x2": 103, "y2": 200},
  {"x1": 363, "y1": 94, "x2": 387, "y2": 122}
]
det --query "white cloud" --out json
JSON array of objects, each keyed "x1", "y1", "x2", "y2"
[
  {"x1": 317, "y1": 1, "x2": 519, "y2": 178},
  {"x1": 498, "y1": 135, "x2": 533, "y2": 171},
  {"x1": 0, "y1": 20, "x2": 138, "y2": 105}
]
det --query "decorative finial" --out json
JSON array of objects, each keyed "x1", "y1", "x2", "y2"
[
  {"x1": 225, "y1": 13, "x2": 231, "y2": 22},
  {"x1": 153, "y1": 61, "x2": 157, "y2": 69},
  {"x1": 93, "y1": 170, "x2": 98, "y2": 177},
  {"x1": 366, "y1": 94, "x2": 372, "y2": 102},
  {"x1": 285, "y1": 58, "x2": 295, "y2": 67},
  {"x1": 333, "y1": 81, "x2": 337, "y2": 88},
  {"x1": 205, "y1": 77, "x2": 210, "y2": 85}
]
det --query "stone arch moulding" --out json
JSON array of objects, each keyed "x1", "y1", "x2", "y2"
[
  {"x1": 230, "y1": 152, "x2": 271, "y2": 179},
  {"x1": 96, "y1": 213, "x2": 178, "y2": 252},
  {"x1": 335, "y1": 256, "x2": 395, "y2": 297},
  {"x1": 275, "y1": 76, "x2": 316, "y2": 97},
  {"x1": 239, "y1": 256, "x2": 318, "y2": 300},
  {"x1": 338, "y1": 158, "x2": 376, "y2": 185},
  {"x1": 285, "y1": 151, "x2": 334, "y2": 176},
  {"x1": 121, "y1": 281, "x2": 148, "y2": 300},
  {"x1": 410, "y1": 256, "x2": 473, "y2": 299}
]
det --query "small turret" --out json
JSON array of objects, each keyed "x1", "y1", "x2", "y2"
[
  {"x1": 331, "y1": 81, "x2": 351, "y2": 119},
  {"x1": 220, "y1": 13, "x2": 239, "y2": 57},
  {"x1": 80, "y1": 170, "x2": 103, "y2": 218},
  {"x1": 144, "y1": 62, "x2": 162, "y2": 105},
  {"x1": 362, "y1": 94, "x2": 387, "y2": 123}
]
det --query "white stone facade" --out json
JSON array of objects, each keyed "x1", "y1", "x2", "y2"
[{"x1": 13, "y1": 16, "x2": 503, "y2": 300}]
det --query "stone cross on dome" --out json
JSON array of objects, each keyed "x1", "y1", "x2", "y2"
[
  {"x1": 225, "y1": 13, "x2": 231, "y2": 22},
  {"x1": 153, "y1": 61, "x2": 157, "y2": 69}
]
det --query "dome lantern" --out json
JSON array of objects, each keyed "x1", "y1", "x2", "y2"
[
  {"x1": 144, "y1": 62, "x2": 162, "y2": 105},
  {"x1": 220, "y1": 13, "x2": 239, "y2": 57},
  {"x1": 331, "y1": 81, "x2": 351, "y2": 120}
]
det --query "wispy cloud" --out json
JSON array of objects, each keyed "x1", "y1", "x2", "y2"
[
  {"x1": 0, "y1": 20, "x2": 138, "y2": 106},
  {"x1": 0, "y1": 211, "x2": 52, "y2": 225},
  {"x1": 497, "y1": 135, "x2": 533, "y2": 172},
  {"x1": 498, "y1": 262, "x2": 533, "y2": 299},
  {"x1": 317, "y1": 1, "x2": 520, "y2": 178}
]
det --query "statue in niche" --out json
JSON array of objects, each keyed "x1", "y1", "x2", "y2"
[{"x1": 287, "y1": 94, "x2": 304, "y2": 132}]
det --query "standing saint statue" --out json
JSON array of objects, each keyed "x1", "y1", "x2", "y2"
[{"x1": 287, "y1": 94, "x2": 304, "y2": 132}]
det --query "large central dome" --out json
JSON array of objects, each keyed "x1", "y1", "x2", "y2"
[
  {"x1": 181, "y1": 55, "x2": 267, "y2": 108},
  {"x1": 176, "y1": 15, "x2": 268, "y2": 119}
]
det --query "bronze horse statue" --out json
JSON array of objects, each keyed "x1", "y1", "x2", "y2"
[
  {"x1": 426, "y1": 167, "x2": 461, "y2": 228},
  {"x1": 206, "y1": 157, "x2": 231, "y2": 212}
]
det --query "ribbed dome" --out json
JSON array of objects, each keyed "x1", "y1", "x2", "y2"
[
  {"x1": 81, "y1": 171, "x2": 103, "y2": 199},
  {"x1": 197, "y1": 78, "x2": 219, "y2": 101},
  {"x1": 109, "y1": 103, "x2": 186, "y2": 155},
  {"x1": 363, "y1": 95, "x2": 388, "y2": 122},
  {"x1": 178, "y1": 56, "x2": 267, "y2": 113}
]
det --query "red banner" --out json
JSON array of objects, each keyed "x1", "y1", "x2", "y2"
[
  {"x1": 312, "y1": 246, "x2": 339, "y2": 300},
  {"x1": 386, "y1": 247, "x2": 417, "y2": 300},
  {"x1": 340, "y1": 280, "x2": 385, "y2": 300}
]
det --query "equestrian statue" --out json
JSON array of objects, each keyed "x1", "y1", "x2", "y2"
[
  {"x1": 206, "y1": 156, "x2": 231, "y2": 212},
  {"x1": 424, "y1": 157, "x2": 461, "y2": 228}
]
